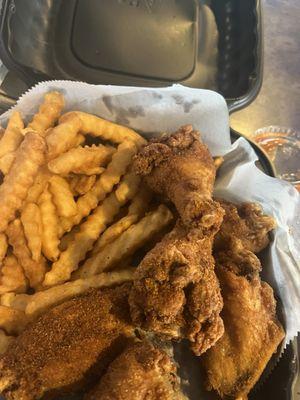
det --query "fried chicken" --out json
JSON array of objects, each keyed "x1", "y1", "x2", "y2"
[
  {"x1": 130, "y1": 219, "x2": 224, "y2": 356},
  {"x1": 133, "y1": 125, "x2": 222, "y2": 233},
  {"x1": 215, "y1": 200, "x2": 276, "y2": 254},
  {"x1": 202, "y1": 246, "x2": 285, "y2": 399},
  {"x1": 85, "y1": 340, "x2": 187, "y2": 400},
  {"x1": 0, "y1": 284, "x2": 134, "y2": 400}
]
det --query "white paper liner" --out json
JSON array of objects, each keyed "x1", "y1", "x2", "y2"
[{"x1": 0, "y1": 81, "x2": 299, "y2": 397}]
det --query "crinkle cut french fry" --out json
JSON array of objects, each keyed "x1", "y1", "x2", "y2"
[
  {"x1": 0, "y1": 111, "x2": 24, "y2": 159},
  {"x1": 39, "y1": 187, "x2": 60, "y2": 261},
  {"x1": 11, "y1": 269, "x2": 134, "y2": 319},
  {"x1": 21, "y1": 203, "x2": 42, "y2": 262},
  {"x1": 0, "y1": 132, "x2": 46, "y2": 233},
  {"x1": 47, "y1": 145, "x2": 115, "y2": 175},
  {"x1": 49, "y1": 176, "x2": 77, "y2": 218},
  {"x1": 92, "y1": 187, "x2": 151, "y2": 255},
  {"x1": 0, "y1": 254, "x2": 27, "y2": 294},
  {"x1": 0, "y1": 234, "x2": 8, "y2": 265},
  {"x1": 59, "y1": 226, "x2": 80, "y2": 252},
  {"x1": 115, "y1": 171, "x2": 141, "y2": 204},
  {"x1": 0, "y1": 329, "x2": 14, "y2": 354},
  {"x1": 43, "y1": 173, "x2": 140, "y2": 287},
  {"x1": 60, "y1": 111, "x2": 146, "y2": 147},
  {"x1": 77, "y1": 166, "x2": 104, "y2": 176},
  {"x1": 27, "y1": 91, "x2": 64, "y2": 135},
  {"x1": 46, "y1": 114, "x2": 82, "y2": 159},
  {"x1": 68, "y1": 175, "x2": 97, "y2": 196},
  {"x1": 76, "y1": 205, "x2": 173, "y2": 278},
  {"x1": 6, "y1": 219, "x2": 46, "y2": 288},
  {"x1": 0, "y1": 152, "x2": 16, "y2": 175},
  {"x1": 25, "y1": 166, "x2": 53, "y2": 204},
  {"x1": 61, "y1": 140, "x2": 138, "y2": 233},
  {"x1": 0, "y1": 305, "x2": 29, "y2": 335}
]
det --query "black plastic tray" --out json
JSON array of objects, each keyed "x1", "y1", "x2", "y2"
[{"x1": 0, "y1": 0, "x2": 262, "y2": 112}]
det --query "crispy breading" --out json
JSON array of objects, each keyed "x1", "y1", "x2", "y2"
[
  {"x1": 130, "y1": 220, "x2": 224, "y2": 356},
  {"x1": 85, "y1": 340, "x2": 187, "y2": 400},
  {"x1": 202, "y1": 247, "x2": 285, "y2": 399},
  {"x1": 0, "y1": 284, "x2": 134, "y2": 400},
  {"x1": 133, "y1": 125, "x2": 221, "y2": 232},
  {"x1": 215, "y1": 200, "x2": 276, "y2": 253}
]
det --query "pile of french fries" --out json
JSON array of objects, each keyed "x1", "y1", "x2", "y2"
[{"x1": 0, "y1": 92, "x2": 173, "y2": 353}]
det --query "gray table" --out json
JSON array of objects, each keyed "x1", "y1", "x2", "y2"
[{"x1": 230, "y1": 0, "x2": 300, "y2": 136}]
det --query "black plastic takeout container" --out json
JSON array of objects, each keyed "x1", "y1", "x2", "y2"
[
  {"x1": 0, "y1": 0, "x2": 262, "y2": 113},
  {"x1": 0, "y1": 0, "x2": 297, "y2": 399}
]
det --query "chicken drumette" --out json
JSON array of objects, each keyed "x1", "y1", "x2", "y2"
[{"x1": 133, "y1": 125, "x2": 222, "y2": 233}]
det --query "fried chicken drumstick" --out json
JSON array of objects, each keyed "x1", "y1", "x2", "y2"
[
  {"x1": 202, "y1": 239, "x2": 285, "y2": 399},
  {"x1": 85, "y1": 340, "x2": 187, "y2": 400},
  {"x1": 0, "y1": 284, "x2": 134, "y2": 400},
  {"x1": 133, "y1": 125, "x2": 222, "y2": 232},
  {"x1": 130, "y1": 127, "x2": 225, "y2": 355}
]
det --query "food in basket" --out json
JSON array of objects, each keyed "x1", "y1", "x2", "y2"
[{"x1": 0, "y1": 91, "x2": 284, "y2": 400}]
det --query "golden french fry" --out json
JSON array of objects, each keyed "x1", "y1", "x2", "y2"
[
  {"x1": 92, "y1": 187, "x2": 151, "y2": 255},
  {"x1": 38, "y1": 187, "x2": 60, "y2": 261},
  {"x1": 0, "y1": 329, "x2": 14, "y2": 354},
  {"x1": 59, "y1": 226, "x2": 80, "y2": 252},
  {"x1": 1, "y1": 292, "x2": 28, "y2": 310},
  {"x1": 0, "y1": 305, "x2": 29, "y2": 335},
  {"x1": 49, "y1": 176, "x2": 77, "y2": 218},
  {"x1": 43, "y1": 172, "x2": 140, "y2": 287},
  {"x1": 0, "y1": 152, "x2": 16, "y2": 175},
  {"x1": 1, "y1": 269, "x2": 133, "y2": 321},
  {"x1": 0, "y1": 234, "x2": 8, "y2": 265},
  {"x1": 60, "y1": 111, "x2": 146, "y2": 147},
  {"x1": 214, "y1": 156, "x2": 224, "y2": 171},
  {"x1": 0, "y1": 111, "x2": 24, "y2": 159},
  {"x1": 0, "y1": 132, "x2": 46, "y2": 233},
  {"x1": 0, "y1": 254, "x2": 27, "y2": 294},
  {"x1": 46, "y1": 114, "x2": 82, "y2": 159},
  {"x1": 76, "y1": 205, "x2": 173, "y2": 278},
  {"x1": 25, "y1": 166, "x2": 53, "y2": 204},
  {"x1": 68, "y1": 175, "x2": 96, "y2": 196},
  {"x1": 115, "y1": 171, "x2": 140, "y2": 204},
  {"x1": 20, "y1": 203, "x2": 42, "y2": 261},
  {"x1": 6, "y1": 219, "x2": 46, "y2": 288},
  {"x1": 78, "y1": 166, "x2": 104, "y2": 176},
  {"x1": 61, "y1": 140, "x2": 138, "y2": 233},
  {"x1": 48, "y1": 145, "x2": 115, "y2": 175},
  {"x1": 27, "y1": 91, "x2": 64, "y2": 134}
]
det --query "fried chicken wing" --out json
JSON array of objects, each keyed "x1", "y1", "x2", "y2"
[
  {"x1": 0, "y1": 284, "x2": 134, "y2": 400},
  {"x1": 202, "y1": 247, "x2": 285, "y2": 399},
  {"x1": 215, "y1": 200, "x2": 276, "y2": 253},
  {"x1": 130, "y1": 219, "x2": 224, "y2": 356},
  {"x1": 85, "y1": 340, "x2": 187, "y2": 400},
  {"x1": 133, "y1": 125, "x2": 221, "y2": 232}
]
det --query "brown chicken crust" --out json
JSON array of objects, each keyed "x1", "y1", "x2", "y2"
[
  {"x1": 130, "y1": 219, "x2": 224, "y2": 356},
  {"x1": 0, "y1": 284, "x2": 134, "y2": 400},
  {"x1": 133, "y1": 125, "x2": 221, "y2": 233},
  {"x1": 215, "y1": 200, "x2": 276, "y2": 254},
  {"x1": 85, "y1": 340, "x2": 187, "y2": 400},
  {"x1": 202, "y1": 264, "x2": 284, "y2": 399}
]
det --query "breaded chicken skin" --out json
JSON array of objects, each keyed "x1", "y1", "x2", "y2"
[
  {"x1": 133, "y1": 125, "x2": 222, "y2": 233},
  {"x1": 0, "y1": 284, "x2": 134, "y2": 400},
  {"x1": 85, "y1": 340, "x2": 187, "y2": 400}
]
